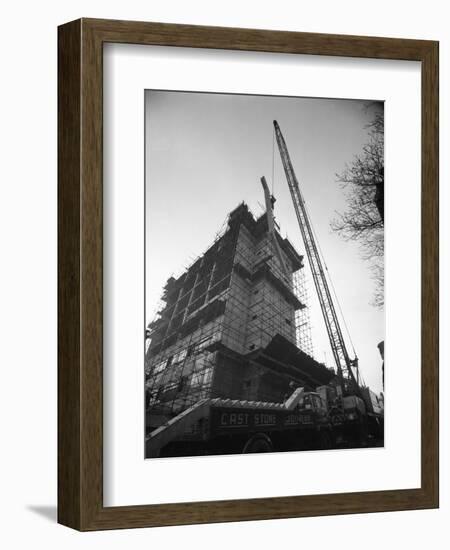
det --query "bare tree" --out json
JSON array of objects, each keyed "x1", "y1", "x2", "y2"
[{"x1": 332, "y1": 109, "x2": 384, "y2": 308}]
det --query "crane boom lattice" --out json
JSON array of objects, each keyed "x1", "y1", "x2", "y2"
[{"x1": 273, "y1": 120, "x2": 359, "y2": 391}]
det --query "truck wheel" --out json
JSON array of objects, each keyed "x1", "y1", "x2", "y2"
[{"x1": 242, "y1": 434, "x2": 273, "y2": 453}]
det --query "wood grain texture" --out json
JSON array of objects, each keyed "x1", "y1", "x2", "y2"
[
  {"x1": 58, "y1": 18, "x2": 439, "y2": 531},
  {"x1": 57, "y1": 19, "x2": 82, "y2": 529},
  {"x1": 420, "y1": 41, "x2": 439, "y2": 507}
]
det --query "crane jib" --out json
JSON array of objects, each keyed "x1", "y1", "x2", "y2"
[{"x1": 273, "y1": 120, "x2": 359, "y2": 392}]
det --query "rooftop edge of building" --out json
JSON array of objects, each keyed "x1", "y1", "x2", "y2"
[{"x1": 162, "y1": 202, "x2": 304, "y2": 299}]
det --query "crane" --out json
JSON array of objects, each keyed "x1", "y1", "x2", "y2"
[{"x1": 273, "y1": 120, "x2": 361, "y2": 395}]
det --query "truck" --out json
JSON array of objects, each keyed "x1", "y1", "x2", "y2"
[{"x1": 146, "y1": 384, "x2": 383, "y2": 458}]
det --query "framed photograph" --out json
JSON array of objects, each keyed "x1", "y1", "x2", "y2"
[{"x1": 58, "y1": 18, "x2": 439, "y2": 530}]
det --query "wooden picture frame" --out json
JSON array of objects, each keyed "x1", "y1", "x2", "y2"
[{"x1": 58, "y1": 18, "x2": 439, "y2": 531}]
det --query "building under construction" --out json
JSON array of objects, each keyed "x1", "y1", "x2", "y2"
[{"x1": 145, "y1": 200, "x2": 335, "y2": 432}]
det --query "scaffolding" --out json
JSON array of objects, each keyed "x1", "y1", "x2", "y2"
[
  {"x1": 145, "y1": 203, "x2": 320, "y2": 423},
  {"x1": 294, "y1": 267, "x2": 314, "y2": 357}
]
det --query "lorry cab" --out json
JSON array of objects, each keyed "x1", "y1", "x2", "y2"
[{"x1": 297, "y1": 392, "x2": 329, "y2": 425}]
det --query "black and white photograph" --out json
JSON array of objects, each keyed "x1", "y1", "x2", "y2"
[
  {"x1": 2, "y1": 2, "x2": 443, "y2": 542},
  {"x1": 144, "y1": 91, "x2": 385, "y2": 459}
]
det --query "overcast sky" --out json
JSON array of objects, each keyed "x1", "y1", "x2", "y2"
[{"x1": 145, "y1": 91, "x2": 384, "y2": 394}]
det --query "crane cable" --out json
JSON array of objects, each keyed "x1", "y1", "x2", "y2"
[
  {"x1": 271, "y1": 125, "x2": 275, "y2": 196},
  {"x1": 302, "y1": 197, "x2": 358, "y2": 361}
]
